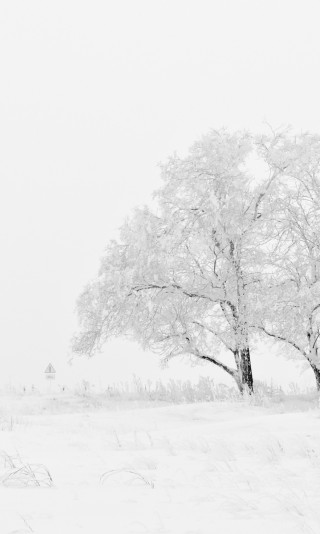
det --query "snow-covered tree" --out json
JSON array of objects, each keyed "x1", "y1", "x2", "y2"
[
  {"x1": 73, "y1": 130, "x2": 276, "y2": 393},
  {"x1": 254, "y1": 131, "x2": 320, "y2": 390}
]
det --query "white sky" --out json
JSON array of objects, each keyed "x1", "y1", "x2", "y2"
[{"x1": 0, "y1": 0, "x2": 319, "y2": 389}]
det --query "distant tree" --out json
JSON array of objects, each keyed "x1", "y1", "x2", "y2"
[
  {"x1": 253, "y1": 131, "x2": 320, "y2": 390},
  {"x1": 73, "y1": 130, "x2": 277, "y2": 393}
]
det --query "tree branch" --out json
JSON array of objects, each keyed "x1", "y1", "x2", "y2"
[
  {"x1": 311, "y1": 303, "x2": 320, "y2": 315},
  {"x1": 188, "y1": 344, "x2": 237, "y2": 379},
  {"x1": 129, "y1": 283, "x2": 220, "y2": 303},
  {"x1": 199, "y1": 354, "x2": 237, "y2": 378},
  {"x1": 255, "y1": 325, "x2": 306, "y2": 356},
  {"x1": 192, "y1": 320, "x2": 234, "y2": 353}
]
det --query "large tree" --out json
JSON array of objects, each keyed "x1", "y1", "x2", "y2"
[
  {"x1": 73, "y1": 130, "x2": 276, "y2": 393},
  {"x1": 253, "y1": 131, "x2": 320, "y2": 390}
]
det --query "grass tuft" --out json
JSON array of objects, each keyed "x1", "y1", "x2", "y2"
[
  {"x1": 100, "y1": 468, "x2": 155, "y2": 489},
  {"x1": 0, "y1": 451, "x2": 53, "y2": 488}
]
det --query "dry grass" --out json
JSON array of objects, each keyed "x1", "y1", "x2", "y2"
[
  {"x1": 100, "y1": 468, "x2": 155, "y2": 489},
  {"x1": 1, "y1": 378, "x2": 318, "y2": 415},
  {"x1": 0, "y1": 451, "x2": 53, "y2": 488}
]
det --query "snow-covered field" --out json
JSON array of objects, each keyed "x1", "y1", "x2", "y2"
[{"x1": 0, "y1": 393, "x2": 319, "y2": 534}]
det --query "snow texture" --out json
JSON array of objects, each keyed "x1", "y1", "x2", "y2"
[{"x1": 0, "y1": 394, "x2": 319, "y2": 533}]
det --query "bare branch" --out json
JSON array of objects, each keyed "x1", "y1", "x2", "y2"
[
  {"x1": 192, "y1": 320, "x2": 234, "y2": 352},
  {"x1": 129, "y1": 282, "x2": 221, "y2": 303},
  {"x1": 255, "y1": 325, "x2": 306, "y2": 357},
  {"x1": 185, "y1": 341, "x2": 237, "y2": 379}
]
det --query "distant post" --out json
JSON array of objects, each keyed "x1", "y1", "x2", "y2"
[
  {"x1": 44, "y1": 363, "x2": 56, "y2": 381},
  {"x1": 44, "y1": 363, "x2": 56, "y2": 393}
]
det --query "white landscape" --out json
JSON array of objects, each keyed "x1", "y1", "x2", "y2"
[
  {"x1": 0, "y1": 387, "x2": 319, "y2": 534},
  {"x1": 2, "y1": 1, "x2": 320, "y2": 533}
]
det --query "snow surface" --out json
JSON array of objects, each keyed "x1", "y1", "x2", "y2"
[{"x1": 0, "y1": 394, "x2": 319, "y2": 533}]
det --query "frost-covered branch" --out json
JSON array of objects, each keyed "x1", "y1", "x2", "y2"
[
  {"x1": 255, "y1": 325, "x2": 306, "y2": 357},
  {"x1": 192, "y1": 320, "x2": 234, "y2": 353},
  {"x1": 129, "y1": 283, "x2": 221, "y2": 303}
]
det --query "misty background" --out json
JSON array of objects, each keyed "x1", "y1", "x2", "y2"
[{"x1": 0, "y1": 0, "x2": 319, "y2": 389}]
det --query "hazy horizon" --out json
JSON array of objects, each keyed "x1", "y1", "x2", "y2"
[{"x1": 1, "y1": 0, "x2": 319, "y2": 389}]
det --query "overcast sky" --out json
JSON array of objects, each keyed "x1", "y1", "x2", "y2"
[{"x1": 0, "y1": 0, "x2": 319, "y2": 389}]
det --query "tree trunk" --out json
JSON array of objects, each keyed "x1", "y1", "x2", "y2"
[
  {"x1": 310, "y1": 364, "x2": 320, "y2": 391},
  {"x1": 239, "y1": 347, "x2": 254, "y2": 394}
]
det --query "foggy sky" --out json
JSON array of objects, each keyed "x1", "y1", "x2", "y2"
[{"x1": 0, "y1": 0, "x2": 319, "y2": 388}]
